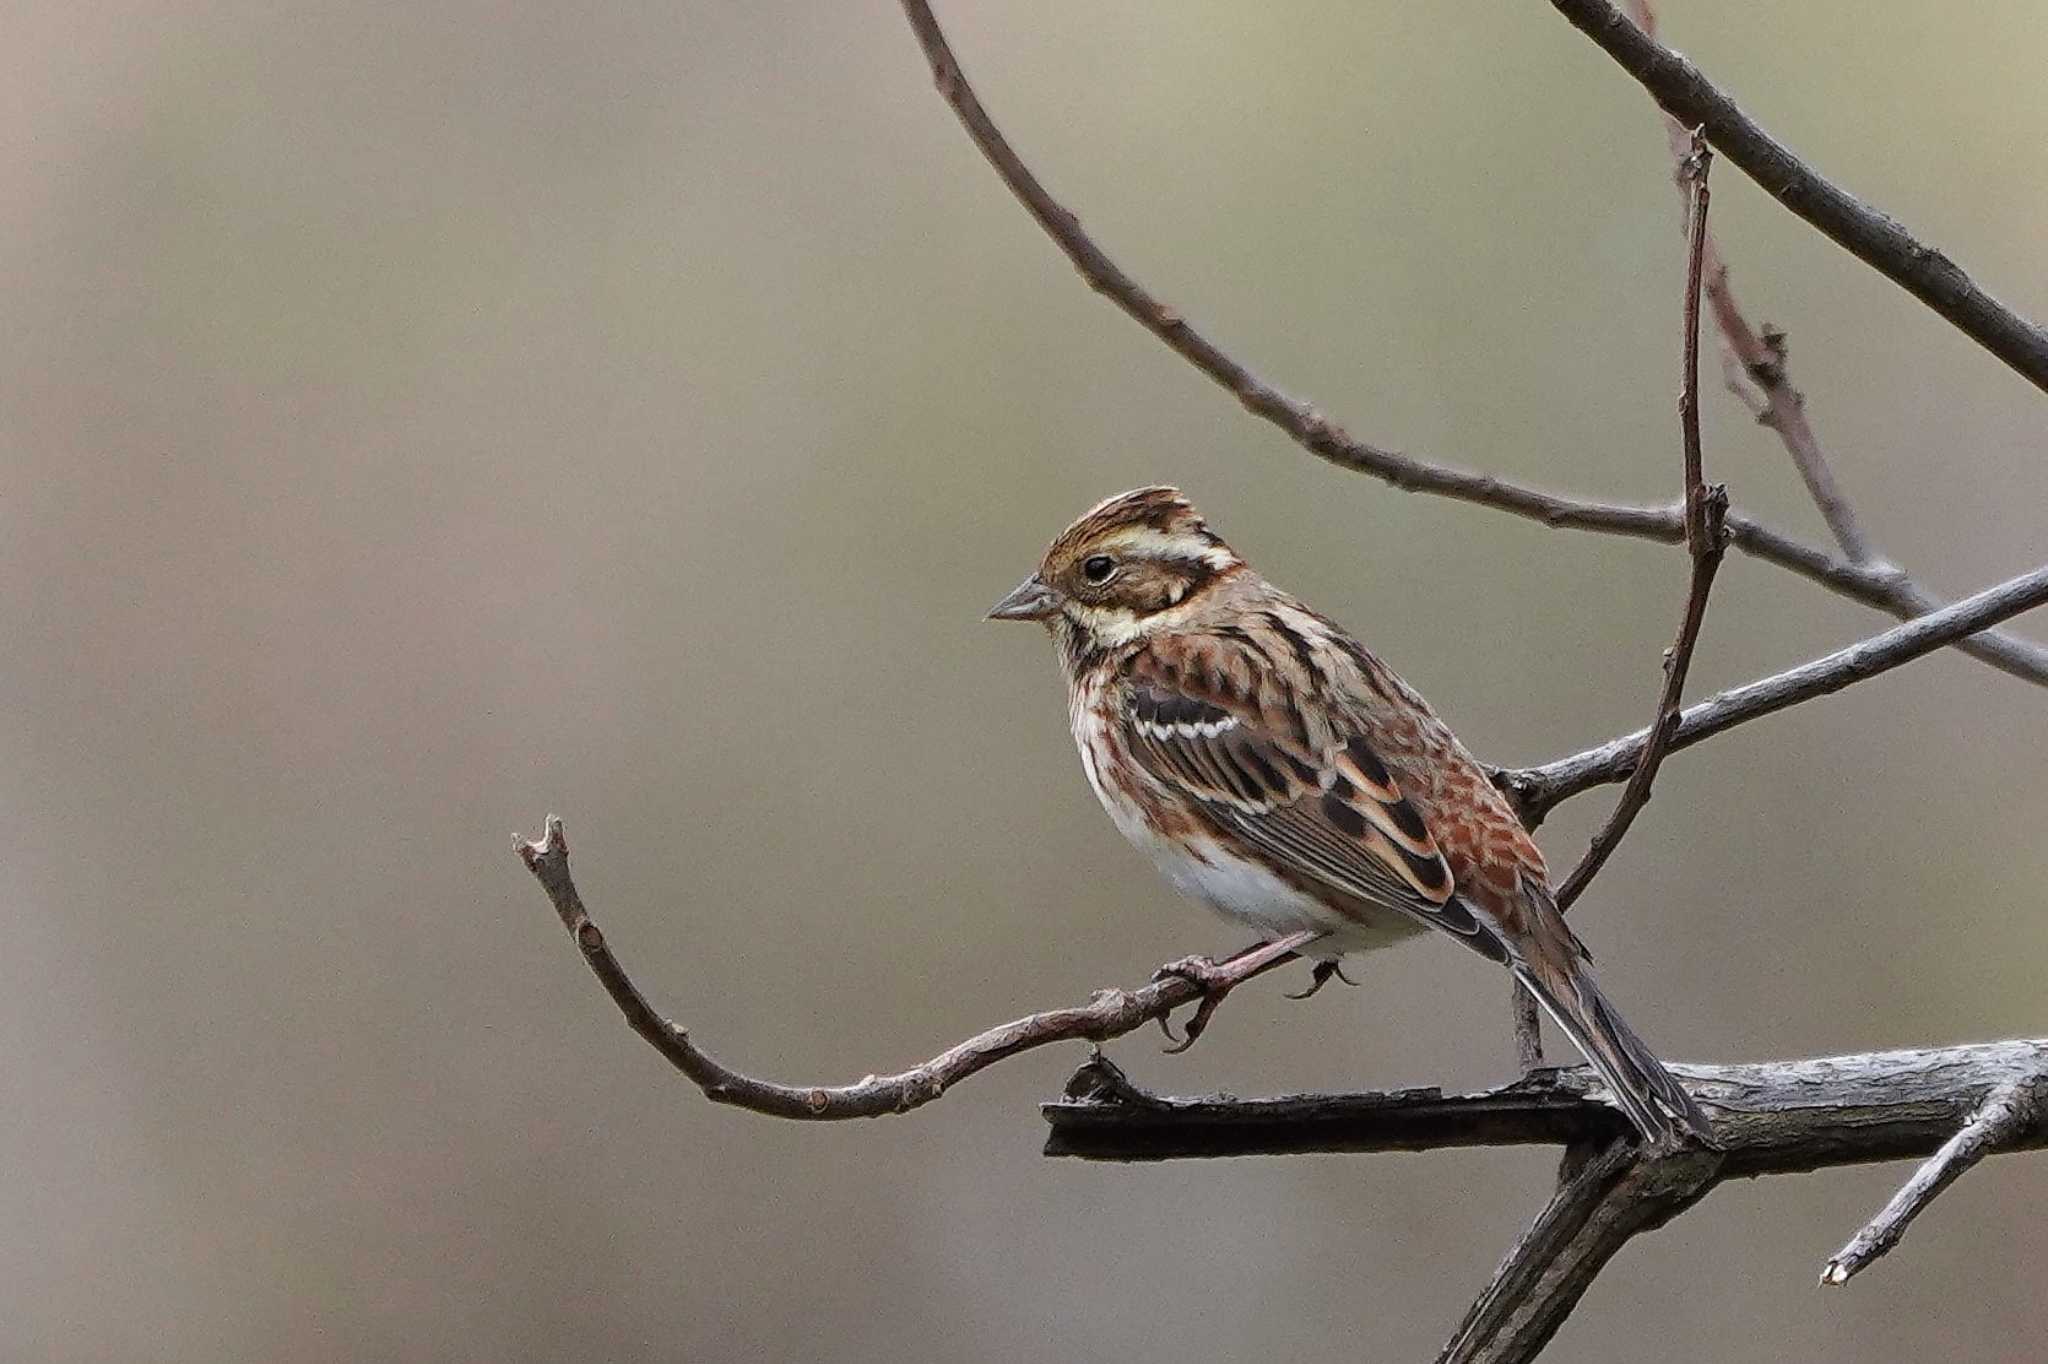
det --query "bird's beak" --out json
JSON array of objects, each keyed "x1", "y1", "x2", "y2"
[{"x1": 985, "y1": 574, "x2": 1062, "y2": 622}]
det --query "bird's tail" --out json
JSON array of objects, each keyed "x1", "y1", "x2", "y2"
[{"x1": 1514, "y1": 957, "x2": 1711, "y2": 1148}]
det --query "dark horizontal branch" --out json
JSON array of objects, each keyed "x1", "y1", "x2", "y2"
[
  {"x1": 1046, "y1": 1040, "x2": 2048, "y2": 1172},
  {"x1": 1052, "y1": 1041, "x2": 2048, "y2": 1363},
  {"x1": 1548, "y1": 0, "x2": 2048, "y2": 395},
  {"x1": 517, "y1": 816, "x2": 1310, "y2": 1119},
  {"x1": 895, "y1": 0, "x2": 2048, "y2": 687},
  {"x1": 1502, "y1": 560, "x2": 2048, "y2": 820}
]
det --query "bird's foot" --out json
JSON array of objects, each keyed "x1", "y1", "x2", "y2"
[
  {"x1": 1284, "y1": 958, "x2": 1356, "y2": 1001},
  {"x1": 1148, "y1": 931, "x2": 1326, "y2": 1055},
  {"x1": 1151, "y1": 954, "x2": 1238, "y2": 1054}
]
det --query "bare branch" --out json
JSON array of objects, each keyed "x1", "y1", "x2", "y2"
[
  {"x1": 1502, "y1": 560, "x2": 2048, "y2": 821},
  {"x1": 1725, "y1": 520, "x2": 2048, "y2": 686},
  {"x1": 1044, "y1": 1040, "x2": 2048, "y2": 1165},
  {"x1": 894, "y1": 0, "x2": 2048, "y2": 687},
  {"x1": 517, "y1": 816, "x2": 1311, "y2": 1119},
  {"x1": 1438, "y1": 1140, "x2": 1720, "y2": 1364},
  {"x1": 1556, "y1": 133, "x2": 1727, "y2": 911},
  {"x1": 1822, "y1": 1077, "x2": 2046, "y2": 1285},
  {"x1": 1548, "y1": 0, "x2": 2048, "y2": 395}
]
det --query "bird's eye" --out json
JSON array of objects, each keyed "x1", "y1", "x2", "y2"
[{"x1": 1082, "y1": 555, "x2": 1116, "y2": 583}]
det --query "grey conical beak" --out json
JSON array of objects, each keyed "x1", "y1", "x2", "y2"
[{"x1": 985, "y1": 574, "x2": 1062, "y2": 622}]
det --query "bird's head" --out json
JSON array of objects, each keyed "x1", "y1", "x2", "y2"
[{"x1": 986, "y1": 486, "x2": 1246, "y2": 653}]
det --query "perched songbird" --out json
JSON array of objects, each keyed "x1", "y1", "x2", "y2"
[{"x1": 987, "y1": 486, "x2": 1709, "y2": 1147}]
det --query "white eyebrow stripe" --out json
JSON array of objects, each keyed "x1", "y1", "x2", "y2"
[{"x1": 1092, "y1": 527, "x2": 1237, "y2": 570}]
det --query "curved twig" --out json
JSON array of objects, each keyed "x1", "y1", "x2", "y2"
[
  {"x1": 1548, "y1": 0, "x2": 2048, "y2": 395},
  {"x1": 894, "y1": 0, "x2": 2048, "y2": 687},
  {"x1": 517, "y1": 816, "x2": 1309, "y2": 1119}
]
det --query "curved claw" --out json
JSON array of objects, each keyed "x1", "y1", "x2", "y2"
[
  {"x1": 1154, "y1": 1011, "x2": 1184, "y2": 1047},
  {"x1": 1154, "y1": 957, "x2": 1236, "y2": 1053},
  {"x1": 1284, "y1": 958, "x2": 1358, "y2": 1001}
]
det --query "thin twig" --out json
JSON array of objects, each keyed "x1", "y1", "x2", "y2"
[
  {"x1": 517, "y1": 816, "x2": 1311, "y2": 1119},
  {"x1": 1549, "y1": 0, "x2": 2048, "y2": 395},
  {"x1": 1500, "y1": 560, "x2": 2048, "y2": 821},
  {"x1": 1556, "y1": 132, "x2": 1727, "y2": 910},
  {"x1": 1620, "y1": 0, "x2": 1877, "y2": 565},
  {"x1": 893, "y1": 0, "x2": 2048, "y2": 687},
  {"x1": 1821, "y1": 1077, "x2": 2045, "y2": 1285}
]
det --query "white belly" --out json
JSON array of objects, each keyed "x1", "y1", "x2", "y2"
[{"x1": 1071, "y1": 706, "x2": 1424, "y2": 959}]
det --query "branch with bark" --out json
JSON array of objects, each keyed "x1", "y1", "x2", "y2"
[{"x1": 1044, "y1": 1045, "x2": 2048, "y2": 1363}]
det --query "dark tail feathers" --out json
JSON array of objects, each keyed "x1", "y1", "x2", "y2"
[{"x1": 1515, "y1": 964, "x2": 1711, "y2": 1148}]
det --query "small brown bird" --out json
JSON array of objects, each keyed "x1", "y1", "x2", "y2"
[{"x1": 988, "y1": 486, "x2": 1708, "y2": 1146}]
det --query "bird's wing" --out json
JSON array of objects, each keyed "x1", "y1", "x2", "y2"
[{"x1": 1121, "y1": 677, "x2": 1508, "y2": 960}]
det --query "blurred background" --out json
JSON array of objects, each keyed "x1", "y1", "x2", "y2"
[{"x1": 4, "y1": 2, "x2": 2045, "y2": 1360}]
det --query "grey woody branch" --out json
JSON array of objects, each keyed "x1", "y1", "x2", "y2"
[
  {"x1": 1821, "y1": 1076, "x2": 2046, "y2": 1286},
  {"x1": 1046, "y1": 1043, "x2": 2048, "y2": 1362},
  {"x1": 895, "y1": 0, "x2": 2048, "y2": 688},
  {"x1": 1548, "y1": 0, "x2": 2048, "y2": 396},
  {"x1": 1500, "y1": 559, "x2": 2048, "y2": 822}
]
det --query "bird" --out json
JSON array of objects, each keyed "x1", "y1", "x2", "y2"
[{"x1": 986, "y1": 485, "x2": 1710, "y2": 1148}]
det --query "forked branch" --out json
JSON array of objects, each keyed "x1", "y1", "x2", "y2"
[
  {"x1": 1821, "y1": 1076, "x2": 2046, "y2": 1285},
  {"x1": 895, "y1": 0, "x2": 2048, "y2": 687},
  {"x1": 1045, "y1": 1044, "x2": 2048, "y2": 1363}
]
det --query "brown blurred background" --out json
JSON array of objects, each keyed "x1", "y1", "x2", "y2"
[{"x1": 4, "y1": 2, "x2": 2045, "y2": 1360}]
